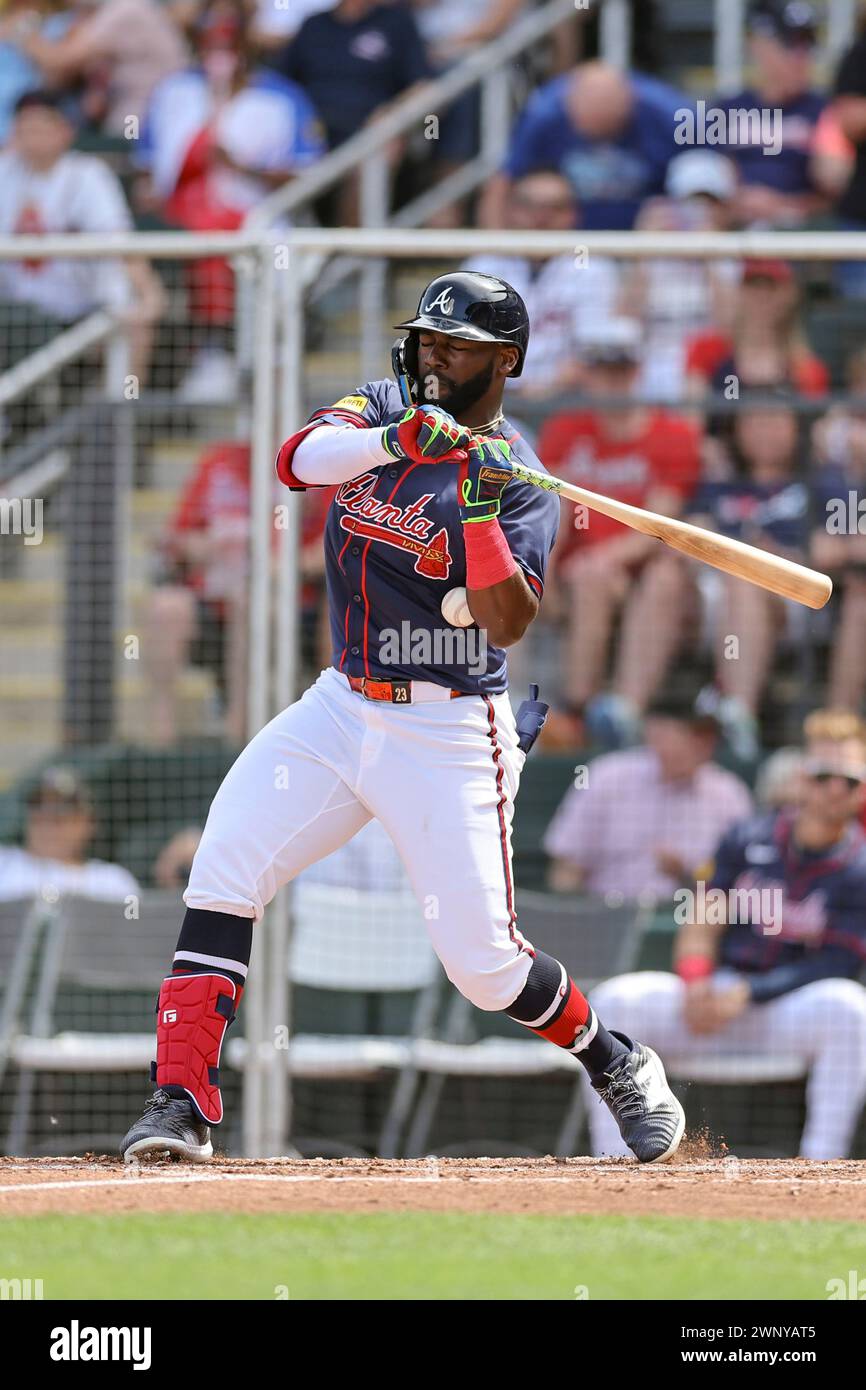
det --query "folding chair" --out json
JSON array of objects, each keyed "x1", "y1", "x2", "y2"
[
  {"x1": 403, "y1": 891, "x2": 649, "y2": 1158},
  {"x1": 666, "y1": 1055, "x2": 808, "y2": 1084},
  {"x1": 0, "y1": 896, "x2": 53, "y2": 1090},
  {"x1": 6, "y1": 890, "x2": 184, "y2": 1153},
  {"x1": 260, "y1": 880, "x2": 441, "y2": 1158}
]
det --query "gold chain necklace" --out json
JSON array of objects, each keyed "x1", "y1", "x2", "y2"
[{"x1": 470, "y1": 410, "x2": 506, "y2": 436}]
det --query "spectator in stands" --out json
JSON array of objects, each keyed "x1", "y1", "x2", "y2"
[
  {"x1": 0, "y1": 0, "x2": 187, "y2": 136},
  {"x1": 463, "y1": 170, "x2": 619, "y2": 399},
  {"x1": 830, "y1": 8, "x2": 866, "y2": 296},
  {"x1": 249, "y1": 0, "x2": 339, "y2": 54},
  {"x1": 410, "y1": 0, "x2": 526, "y2": 226},
  {"x1": 536, "y1": 319, "x2": 701, "y2": 749},
  {"x1": 0, "y1": 767, "x2": 140, "y2": 901},
  {"x1": 810, "y1": 103, "x2": 856, "y2": 203},
  {"x1": 0, "y1": 0, "x2": 74, "y2": 144},
  {"x1": 687, "y1": 392, "x2": 810, "y2": 763},
  {"x1": 0, "y1": 90, "x2": 164, "y2": 381},
  {"x1": 623, "y1": 150, "x2": 740, "y2": 400},
  {"x1": 143, "y1": 438, "x2": 335, "y2": 746},
  {"x1": 811, "y1": 347, "x2": 866, "y2": 712},
  {"x1": 707, "y1": 0, "x2": 826, "y2": 229},
  {"x1": 805, "y1": 710, "x2": 866, "y2": 837},
  {"x1": 685, "y1": 259, "x2": 829, "y2": 408},
  {"x1": 479, "y1": 60, "x2": 689, "y2": 231},
  {"x1": 139, "y1": 0, "x2": 325, "y2": 400},
  {"x1": 583, "y1": 715, "x2": 866, "y2": 1160},
  {"x1": 754, "y1": 745, "x2": 805, "y2": 810},
  {"x1": 273, "y1": 0, "x2": 431, "y2": 162},
  {"x1": 272, "y1": 0, "x2": 433, "y2": 225},
  {"x1": 153, "y1": 825, "x2": 202, "y2": 889},
  {"x1": 544, "y1": 696, "x2": 752, "y2": 899},
  {"x1": 144, "y1": 439, "x2": 257, "y2": 748}
]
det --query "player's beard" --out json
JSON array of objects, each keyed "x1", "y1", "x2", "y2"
[{"x1": 420, "y1": 359, "x2": 496, "y2": 419}]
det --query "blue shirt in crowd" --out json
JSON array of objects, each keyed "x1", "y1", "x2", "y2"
[
  {"x1": 274, "y1": 2, "x2": 431, "y2": 148},
  {"x1": 502, "y1": 72, "x2": 690, "y2": 229},
  {"x1": 711, "y1": 87, "x2": 825, "y2": 195}
]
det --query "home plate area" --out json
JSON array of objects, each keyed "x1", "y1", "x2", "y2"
[{"x1": 1, "y1": 1154, "x2": 864, "y2": 1221}]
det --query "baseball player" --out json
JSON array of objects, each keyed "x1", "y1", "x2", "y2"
[{"x1": 120, "y1": 272, "x2": 685, "y2": 1164}]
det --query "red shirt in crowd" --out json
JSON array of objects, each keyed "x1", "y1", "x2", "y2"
[
  {"x1": 537, "y1": 408, "x2": 701, "y2": 566},
  {"x1": 167, "y1": 441, "x2": 334, "y2": 607},
  {"x1": 685, "y1": 331, "x2": 829, "y2": 397}
]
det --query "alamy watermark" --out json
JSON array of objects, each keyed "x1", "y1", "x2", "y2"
[
  {"x1": 0, "y1": 1276, "x2": 43, "y2": 1299},
  {"x1": 674, "y1": 879, "x2": 783, "y2": 935},
  {"x1": 0, "y1": 496, "x2": 43, "y2": 544},
  {"x1": 379, "y1": 620, "x2": 488, "y2": 676},
  {"x1": 675, "y1": 102, "x2": 783, "y2": 157},
  {"x1": 825, "y1": 492, "x2": 866, "y2": 534}
]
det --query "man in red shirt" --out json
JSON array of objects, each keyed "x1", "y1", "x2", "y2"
[
  {"x1": 537, "y1": 319, "x2": 701, "y2": 746},
  {"x1": 144, "y1": 441, "x2": 333, "y2": 745}
]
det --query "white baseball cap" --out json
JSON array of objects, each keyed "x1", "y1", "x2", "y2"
[
  {"x1": 582, "y1": 318, "x2": 643, "y2": 365},
  {"x1": 665, "y1": 151, "x2": 738, "y2": 203}
]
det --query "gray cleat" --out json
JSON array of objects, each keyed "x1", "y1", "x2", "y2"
[
  {"x1": 592, "y1": 1036, "x2": 685, "y2": 1163},
  {"x1": 120, "y1": 1088, "x2": 213, "y2": 1164}
]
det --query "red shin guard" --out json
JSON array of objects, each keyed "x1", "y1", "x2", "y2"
[
  {"x1": 531, "y1": 978, "x2": 592, "y2": 1051},
  {"x1": 152, "y1": 973, "x2": 242, "y2": 1125}
]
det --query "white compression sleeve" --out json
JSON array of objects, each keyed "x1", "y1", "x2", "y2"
[{"x1": 291, "y1": 424, "x2": 392, "y2": 485}]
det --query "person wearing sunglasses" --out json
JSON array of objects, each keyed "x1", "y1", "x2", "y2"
[{"x1": 583, "y1": 710, "x2": 866, "y2": 1160}]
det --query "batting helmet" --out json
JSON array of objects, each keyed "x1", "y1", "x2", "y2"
[{"x1": 393, "y1": 272, "x2": 530, "y2": 393}]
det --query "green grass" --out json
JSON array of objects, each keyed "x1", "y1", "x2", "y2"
[{"x1": 3, "y1": 1212, "x2": 865, "y2": 1299}]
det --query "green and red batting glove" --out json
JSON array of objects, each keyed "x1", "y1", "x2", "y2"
[
  {"x1": 457, "y1": 436, "x2": 514, "y2": 524},
  {"x1": 381, "y1": 406, "x2": 472, "y2": 464}
]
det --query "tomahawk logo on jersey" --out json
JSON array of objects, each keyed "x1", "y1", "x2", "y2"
[
  {"x1": 706, "y1": 810, "x2": 866, "y2": 977},
  {"x1": 276, "y1": 379, "x2": 560, "y2": 694}
]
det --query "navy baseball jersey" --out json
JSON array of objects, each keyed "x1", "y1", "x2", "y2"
[
  {"x1": 708, "y1": 810, "x2": 866, "y2": 980},
  {"x1": 276, "y1": 379, "x2": 560, "y2": 693}
]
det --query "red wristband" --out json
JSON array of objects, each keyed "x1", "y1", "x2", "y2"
[
  {"x1": 463, "y1": 517, "x2": 518, "y2": 589},
  {"x1": 677, "y1": 954, "x2": 714, "y2": 983}
]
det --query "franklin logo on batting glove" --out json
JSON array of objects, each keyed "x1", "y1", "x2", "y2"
[{"x1": 458, "y1": 437, "x2": 514, "y2": 525}]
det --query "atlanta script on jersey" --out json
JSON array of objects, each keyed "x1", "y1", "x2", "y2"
[{"x1": 276, "y1": 379, "x2": 560, "y2": 694}]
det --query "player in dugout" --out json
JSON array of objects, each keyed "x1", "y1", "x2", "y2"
[
  {"x1": 584, "y1": 710, "x2": 866, "y2": 1160},
  {"x1": 120, "y1": 273, "x2": 686, "y2": 1166}
]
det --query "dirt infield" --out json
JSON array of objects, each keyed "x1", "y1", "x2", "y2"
[{"x1": 1, "y1": 1154, "x2": 864, "y2": 1222}]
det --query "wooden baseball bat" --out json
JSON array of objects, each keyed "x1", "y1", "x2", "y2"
[{"x1": 507, "y1": 458, "x2": 832, "y2": 611}]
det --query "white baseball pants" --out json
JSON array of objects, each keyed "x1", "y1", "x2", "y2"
[
  {"x1": 583, "y1": 969, "x2": 866, "y2": 1159},
  {"x1": 185, "y1": 666, "x2": 533, "y2": 1010}
]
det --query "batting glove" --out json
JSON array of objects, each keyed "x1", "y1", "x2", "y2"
[
  {"x1": 457, "y1": 436, "x2": 514, "y2": 524},
  {"x1": 382, "y1": 407, "x2": 472, "y2": 464}
]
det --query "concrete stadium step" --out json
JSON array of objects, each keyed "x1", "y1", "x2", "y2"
[
  {"x1": 0, "y1": 627, "x2": 61, "y2": 678},
  {"x1": 0, "y1": 668, "x2": 214, "y2": 720},
  {"x1": 148, "y1": 438, "x2": 204, "y2": 492},
  {"x1": 0, "y1": 664, "x2": 218, "y2": 778},
  {"x1": 0, "y1": 726, "x2": 62, "y2": 784},
  {"x1": 0, "y1": 665, "x2": 218, "y2": 784},
  {"x1": 0, "y1": 579, "x2": 61, "y2": 626},
  {"x1": 2, "y1": 535, "x2": 157, "y2": 591}
]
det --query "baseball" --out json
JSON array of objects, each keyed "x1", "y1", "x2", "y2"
[{"x1": 441, "y1": 585, "x2": 474, "y2": 627}]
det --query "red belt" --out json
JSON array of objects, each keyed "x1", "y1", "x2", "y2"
[{"x1": 347, "y1": 675, "x2": 468, "y2": 703}]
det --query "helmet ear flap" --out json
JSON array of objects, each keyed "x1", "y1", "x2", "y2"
[
  {"x1": 404, "y1": 331, "x2": 420, "y2": 400},
  {"x1": 391, "y1": 334, "x2": 420, "y2": 405}
]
